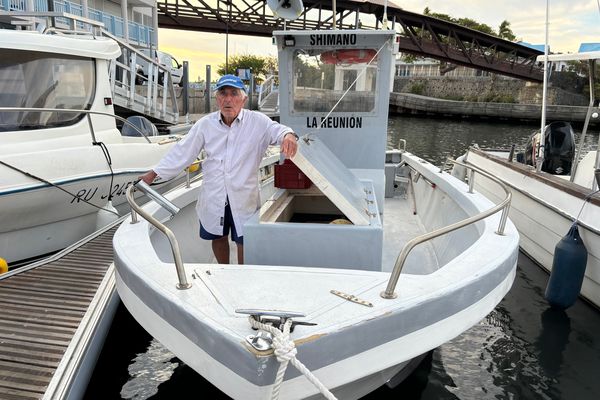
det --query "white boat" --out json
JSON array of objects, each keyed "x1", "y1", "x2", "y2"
[
  {"x1": 113, "y1": 29, "x2": 519, "y2": 399},
  {"x1": 457, "y1": 49, "x2": 600, "y2": 308},
  {"x1": 0, "y1": 21, "x2": 192, "y2": 265}
]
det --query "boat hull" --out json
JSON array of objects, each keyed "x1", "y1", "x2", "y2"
[
  {"x1": 113, "y1": 151, "x2": 519, "y2": 399},
  {"x1": 0, "y1": 171, "x2": 188, "y2": 264},
  {"x1": 464, "y1": 148, "x2": 600, "y2": 308},
  {"x1": 115, "y1": 264, "x2": 515, "y2": 400}
]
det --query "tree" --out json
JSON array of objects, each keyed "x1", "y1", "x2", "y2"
[
  {"x1": 498, "y1": 20, "x2": 516, "y2": 41},
  {"x1": 216, "y1": 54, "x2": 276, "y2": 80}
]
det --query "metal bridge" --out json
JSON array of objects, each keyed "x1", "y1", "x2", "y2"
[{"x1": 157, "y1": 0, "x2": 543, "y2": 82}]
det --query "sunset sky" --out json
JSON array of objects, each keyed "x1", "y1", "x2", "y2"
[{"x1": 157, "y1": 0, "x2": 600, "y2": 82}]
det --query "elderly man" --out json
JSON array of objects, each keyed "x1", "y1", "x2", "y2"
[{"x1": 140, "y1": 74, "x2": 298, "y2": 264}]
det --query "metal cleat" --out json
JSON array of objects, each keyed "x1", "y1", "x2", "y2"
[{"x1": 235, "y1": 309, "x2": 317, "y2": 333}]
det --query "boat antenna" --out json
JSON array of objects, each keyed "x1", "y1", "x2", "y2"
[
  {"x1": 537, "y1": 0, "x2": 550, "y2": 172},
  {"x1": 332, "y1": 0, "x2": 337, "y2": 29},
  {"x1": 382, "y1": 0, "x2": 389, "y2": 29}
]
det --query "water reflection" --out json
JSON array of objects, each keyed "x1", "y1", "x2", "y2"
[
  {"x1": 120, "y1": 340, "x2": 179, "y2": 399},
  {"x1": 387, "y1": 116, "x2": 599, "y2": 167},
  {"x1": 535, "y1": 308, "x2": 571, "y2": 379}
]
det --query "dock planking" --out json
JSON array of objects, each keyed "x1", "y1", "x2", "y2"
[{"x1": 0, "y1": 225, "x2": 119, "y2": 400}]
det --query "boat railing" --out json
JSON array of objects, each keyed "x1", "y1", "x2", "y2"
[
  {"x1": 126, "y1": 182, "x2": 191, "y2": 290},
  {"x1": 101, "y1": 29, "x2": 181, "y2": 124},
  {"x1": 0, "y1": 106, "x2": 152, "y2": 143},
  {"x1": 381, "y1": 158, "x2": 512, "y2": 299}
]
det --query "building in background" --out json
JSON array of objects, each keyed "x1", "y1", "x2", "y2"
[{"x1": 0, "y1": 0, "x2": 157, "y2": 49}]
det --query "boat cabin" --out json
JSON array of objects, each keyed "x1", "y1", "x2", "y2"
[{"x1": 245, "y1": 30, "x2": 395, "y2": 270}]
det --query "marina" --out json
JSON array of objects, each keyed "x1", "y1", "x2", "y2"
[
  {"x1": 1, "y1": 0, "x2": 600, "y2": 399},
  {"x1": 84, "y1": 117, "x2": 600, "y2": 400},
  {"x1": 456, "y1": 50, "x2": 600, "y2": 309}
]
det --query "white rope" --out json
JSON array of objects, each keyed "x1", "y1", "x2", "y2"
[{"x1": 248, "y1": 316, "x2": 338, "y2": 400}]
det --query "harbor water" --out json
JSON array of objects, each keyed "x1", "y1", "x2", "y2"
[{"x1": 85, "y1": 115, "x2": 600, "y2": 400}]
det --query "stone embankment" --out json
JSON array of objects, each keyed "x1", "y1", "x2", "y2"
[
  {"x1": 390, "y1": 75, "x2": 595, "y2": 124},
  {"x1": 389, "y1": 93, "x2": 593, "y2": 124}
]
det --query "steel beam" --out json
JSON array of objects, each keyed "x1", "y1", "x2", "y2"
[{"x1": 157, "y1": 0, "x2": 543, "y2": 81}]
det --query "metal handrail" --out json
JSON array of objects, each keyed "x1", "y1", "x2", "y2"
[
  {"x1": 258, "y1": 74, "x2": 277, "y2": 109},
  {"x1": 381, "y1": 158, "x2": 512, "y2": 299},
  {"x1": 0, "y1": 106, "x2": 152, "y2": 143},
  {"x1": 126, "y1": 183, "x2": 191, "y2": 290}
]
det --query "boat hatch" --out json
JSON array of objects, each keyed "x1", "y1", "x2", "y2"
[
  {"x1": 288, "y1": 136, "x2": 374, "y2": 225},
  {"x1": 245, "y1": 136, "x2": 382, "y2": 271}
]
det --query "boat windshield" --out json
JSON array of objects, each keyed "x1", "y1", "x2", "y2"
[
  {"x1": 0, "y1": 49, "x2": 95, "y2": 132},
  {"x1": 291, "y1": 49, "x2": 377, "y2": 113}
]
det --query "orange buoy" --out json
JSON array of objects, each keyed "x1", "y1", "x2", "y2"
[
  {"x1": 320, "y1": 49, "x2": 377, "y2": 65},
  {"x1": 0, "y1": 258, "x2": 8, "y2": 274}
]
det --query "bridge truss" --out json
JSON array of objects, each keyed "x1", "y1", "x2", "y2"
[{"x1": 157, "y1": 0, "x2": 543, "y2": 81}]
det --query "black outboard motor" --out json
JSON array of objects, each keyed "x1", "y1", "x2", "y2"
[
  {"x1": 121, "y1": 115, "x2": 159, "y2": 137},
  {"x1": 520, "y1": 122, "x2": 576, "y2": 175}
]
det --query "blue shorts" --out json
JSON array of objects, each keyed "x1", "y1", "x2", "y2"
[{"x1": 199, "y1": 200, "x2": 243, "y2": 245}]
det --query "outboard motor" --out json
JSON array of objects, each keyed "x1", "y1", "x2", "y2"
[
  {"x1": 520, "y1": 121, "x2": 575, "y2": 175},
  {"x1": 122, "y1": 115, "x2": 158, "y2": 137}
]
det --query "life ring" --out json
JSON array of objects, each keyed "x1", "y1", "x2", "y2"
[{"x1": 320, "y1": 49, "x2": 377, "y2": 65}]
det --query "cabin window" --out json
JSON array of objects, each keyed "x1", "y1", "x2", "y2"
[
  {"x1": 291, "y1": 49, "x2": 377, "y2": 114},
  {"x1": 0, "y1": 49, "x2": 95, "y2": 132}
]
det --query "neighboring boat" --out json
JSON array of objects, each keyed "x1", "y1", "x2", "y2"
[
  {"x1": 0, "y1": 25, "x2": 192, "y2": 265},
  {"x1": 456, "y1": 49, "x2": 600, "y2": 308},
  {"x1": 113, "y1": 29, "x2": 520, "y2": 399}
]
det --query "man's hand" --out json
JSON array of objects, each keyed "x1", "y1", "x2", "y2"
[
  {"x1": 139, "y1": 170, "x2": 158, "y2": 185},
  {"x1": 281, "y1": 132, "x2": 298, "y2": 159}
]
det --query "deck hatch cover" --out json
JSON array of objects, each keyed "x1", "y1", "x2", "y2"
[{"x1": 291, "y1": 136, "x2": 372, "y2": 226}]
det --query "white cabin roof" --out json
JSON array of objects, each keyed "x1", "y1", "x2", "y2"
[
  {"x1": 537, "y1": 51, "x2": 600, "y2": 62},
  {"x1": 0, "y1": 30, "x2": 121, "y2": 60}
]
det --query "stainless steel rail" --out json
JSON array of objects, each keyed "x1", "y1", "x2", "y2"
[
  {"x1": 126, "y1": 183, "x2": 191, "y2": 290},
  {"x1": 381, "y1": 158, "x2": 512, "y2": 299},
  {"x1": 0, "y1": 106, "x2": 152, "y2": 143}
]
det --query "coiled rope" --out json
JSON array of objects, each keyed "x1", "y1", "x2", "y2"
[{"x1": 248, "y1": 316, "x2": 337, "y2": 400}]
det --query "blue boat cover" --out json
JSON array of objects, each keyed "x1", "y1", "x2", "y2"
[
  {"x1": 517, "y1": 41, "x2": 546, "y2": 53},
  {"x1": 578, "y1": 43, "x2": 600, "y2": 52}
]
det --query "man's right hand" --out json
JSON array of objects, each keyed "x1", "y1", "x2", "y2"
[{"x1": 139, "y1": 170, "x2": 158, "y2": 185}]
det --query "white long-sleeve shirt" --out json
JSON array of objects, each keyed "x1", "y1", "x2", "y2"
[{"x1": 154, "y1": 109, "x2": 292, "y2": 237}]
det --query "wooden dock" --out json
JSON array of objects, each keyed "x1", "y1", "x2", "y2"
[{"x1": 0, "y1": 220, "x2": 123, "y2": 400}]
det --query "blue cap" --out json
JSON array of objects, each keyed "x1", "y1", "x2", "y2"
[{"x1": 216, "y1": 74, "x2": 246, "y2": 92}]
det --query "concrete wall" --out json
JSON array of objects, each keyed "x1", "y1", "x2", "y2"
[{"x1": 393, "y1": 76, "x2": 588, "y2": 106}]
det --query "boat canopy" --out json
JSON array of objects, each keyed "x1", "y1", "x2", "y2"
[
  {"x1": 537, "y1": 49, "x2": 600, "y2": 62},
  {"x1": 0, "y1": 30, "x2": 121, "y2": 60},
  {"x1": 579, "y1": 43, "x2": 600, "y2": 53}
]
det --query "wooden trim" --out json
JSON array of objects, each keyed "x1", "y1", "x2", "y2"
[{"x1": 469, "y1": 147, "x2": 600, "y2": 207}]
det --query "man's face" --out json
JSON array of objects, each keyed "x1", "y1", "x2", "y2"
[{"x1": 216, "y1": 87, "x2": 246, "y2": 121}]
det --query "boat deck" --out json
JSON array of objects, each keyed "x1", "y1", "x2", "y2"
[
  {"x1": 382, "y1": 197, "x2": 438, "y2": 274},
  {"x1": 0, "y1": 222, "x2": 120, "y2": 400}
]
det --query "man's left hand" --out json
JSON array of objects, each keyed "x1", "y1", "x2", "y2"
[{"x1": 281, "y1": 132, "x2": 298, "y2": 158}]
